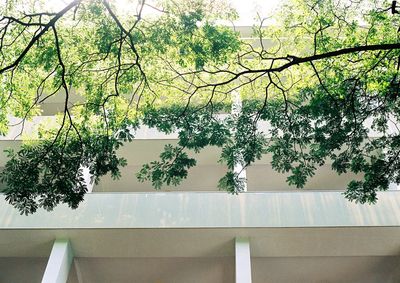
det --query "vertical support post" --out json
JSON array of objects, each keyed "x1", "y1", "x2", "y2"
[
  {"x1": 235, "y1": 237, "x2": 252, "y2": 283},
  {"x1": 386, "y1": 123, "x2": 398, "y2": 190},
  {"x1": 232, "y1": 91, "x2": 247, "y2": 192},
  {"x1": 42, "y1": 239, "x2": 74, "y2": 283},
  {"x1": 82, "y1": 166, "x2": 94, "y2": 193}
]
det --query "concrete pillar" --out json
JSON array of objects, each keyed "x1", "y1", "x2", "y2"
[
  {"x1": 42, "y1": 239, "x2": 74, "y2": 283},
  {"x1": 235, "y1": 237, "x2": 252, "y2": 283},
  {"x1": 232, "y1": 91, "x2": 247, "y2": 192},
  {"x1": 82, "y1": 166, "x2": 94, "y2": 193}
]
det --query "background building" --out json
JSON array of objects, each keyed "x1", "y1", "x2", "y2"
[{"x1": 1, "y1": 26, "x2": 400, "y2": 283}]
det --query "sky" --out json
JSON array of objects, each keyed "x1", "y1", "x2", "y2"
[
  {"x1": 40, "y1": 0, "x2": 285, "y2": 26},
  {"x1": 230, "y1": 0, "x2": 283, "y2": 25}
]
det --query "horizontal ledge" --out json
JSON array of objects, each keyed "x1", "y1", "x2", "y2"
[
  {"x1": 0, "y1": 115, "x2": 390, "y2": 142},
  {"x1": 1, "y1": 191, "x2": 400, "y2": 229}
]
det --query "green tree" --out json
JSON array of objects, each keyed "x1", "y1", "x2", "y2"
[{"x1": 1, "y1": 0, "x2": 400, "y2": 214}]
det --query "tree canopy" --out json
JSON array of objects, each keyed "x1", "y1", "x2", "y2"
[{"x1": 1, "y1": 0, "x2": 400, "y2": 214}]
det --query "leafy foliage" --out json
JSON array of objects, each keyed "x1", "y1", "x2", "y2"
[
  {"x1": 0, "y1": 117, "x2": 135, "y2": 214},
  {"x1": 1, "y1": 0, "x2": 400, "y2": 214}
]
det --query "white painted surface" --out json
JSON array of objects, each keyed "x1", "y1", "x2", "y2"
[
  {"x1": 235, "y1": 237, "x2": 252, "y2": 283},
  {"x1": 2, "y1": 227, "x2": 400, "y2": 258},
  {"x1": 232, "y1": 91, "x2": 247, "y2": 192},
  {"x1": 68, "y1": 257, "x2": 234, "y2": 283},
  {"x1": 42, "y1": 240, "x2": 74, "y2": 283},
  {"x1": 81, "y1": 166, "x2": 94, "y2": 193},
  {"x1": 1, "y1": 191, "x2": 400, "y2": 229}
]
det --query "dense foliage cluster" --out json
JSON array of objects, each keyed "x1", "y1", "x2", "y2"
[{"x1": 1, "y1": 0, "x2": 400, "y2": 214}]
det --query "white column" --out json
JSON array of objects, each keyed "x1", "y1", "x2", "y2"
[
  {"x1": 82, "y1": 166, "x2": 94, "y2": 193},
  {"x1": 386, "y1": 119, "x2": 399, "y2": 190},
  {"x1": 232, "y1": 91, "x2": 247, "y2": 192},
  {"x1": 235, "y1": 237, "x2": 252, "y2": 283},
  {"x1": 42, "y1": 239, "x2": 74, "y2": 283}
]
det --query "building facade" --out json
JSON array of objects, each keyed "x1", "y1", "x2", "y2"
[
  {"x1": 1, "y1": 26, "x2": 400, "y2": 283},
  {"x1": 1, "y1": 113, "x2": 400, "y2": 282}
]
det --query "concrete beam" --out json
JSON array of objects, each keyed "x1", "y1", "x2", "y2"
[
  {"x1": 235, "y1": 237, "x2": 252, "y2": 283},
  {"x1": 42, "y1": 239, "x2": 74, "y2": 283}
]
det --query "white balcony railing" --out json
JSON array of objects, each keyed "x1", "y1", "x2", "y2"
[{"x1": 1, "y1": 191, "x2": 400, "y2": 229}]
